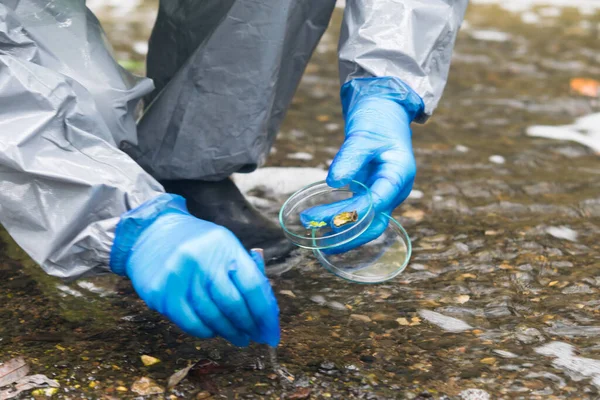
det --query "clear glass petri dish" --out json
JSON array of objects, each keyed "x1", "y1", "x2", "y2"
[
  {"x1": 279, "y1": 180, "x2": 412, "y2": 283},
  {"x1": 278, "y1": 181, "x2": 374, "y2": 250},
  {"x1": 313, "y1": 213, "x2": 412, "y2": 283}
]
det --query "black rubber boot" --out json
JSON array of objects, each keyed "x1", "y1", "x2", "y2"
[{"x1": 161, "y1": 178, "x2": 295, "y2": 265}]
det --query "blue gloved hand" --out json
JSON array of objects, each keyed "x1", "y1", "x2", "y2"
[
  {"x1": 302, "y1": 77, "x2": 424, "y2": 254},
  {"x1": 110, "y1": 194, "x2": 279, "y2": 347}
]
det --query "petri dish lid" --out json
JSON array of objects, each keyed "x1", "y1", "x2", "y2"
[
  {"x1": 313, "y1": 213, "x2": 412, "y2": 283},
  {"x1": 279, "y1": 180, "x2": 374, "y2": 250}
]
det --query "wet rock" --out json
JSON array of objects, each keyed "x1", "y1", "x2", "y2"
[
  {"x1": 546, "y1": 226, "x2": 578, "y2": 242},
  {"x1": 253, "y1": 385, "x2": 269, "y2": 395},
  {"x1": 478, "y1": 201, "x2": 529, "y2": 215},
  {"x1": 545, "y1": 248, "x2": 564, "y2": 256},
  {"x1": 327, "y1": 301, "x2": 346, "y2": 311},
  {"x1": 461, "y1": 186, "x2": 491, "y2": 198},
  {"x1": 518, "y1": 264, "x2": 534, "y2": 272},
  {"x1": 196, "y1": 392, "x2": 212, "y2": 399},
  {"x1": 493, "y1": 350, "x2": 519, "y2": 359},
  {"x1": 562, "y1": 284, "x2": 594, "y2": 294},
  {"x1": 208, "y1": 349, "x2": 221, "y2": 360},
  {"x1": 350, "y1": 314, "x2": 371, "y2": 323},
  {"x1": 459, "y1": 389, "x2": 490, "y2": 400},
  {"x1": 418, "y1": 310, "x2": 473, "y2": 332},
  {"x1": 432, "y1": 197, "x2": 473, "y2": 214},
  {"x1": 484, "y1": 305, "x2": 512, "y2": 319},
  {"x1": 279, "y1": 290, "x2": 296, "y2": 298},
  {"x1": 524, "y1": 371, "x2": 566, "y2": 388},
  {"x1": 310, "y1": 295, "x2": 326, "y2": 305},
  {"x1": 535, "y1": 341, "x2": 600, "y2": 388},
  {"x1": 581, "y1": 198, "x2": 600, "y2": 217},
  {"x1": 435, "y1": 306, "x2": 485, "y2": 319},
  {"x1": 131, "y1": 377, "x2": 164, "y2": 396},
  {"x1": 515, "y1": 326, "x2": 545, "y2": 344},
  {"x1": 320, "y1": 361, "x2": 335, "y2": 371},
  {"x1": 398, "y1": 271, "x2": 439, "y2": 283},
  {"x1": 545, "y1": 323, "x2": 600, "y2": 338},
  {"x1": 523, "y1": 182, "x2": 558, "y2": 195},
  {"x1": 551, "y1": 261, "x2": 573, "y2": 268},
  {"x1": 529, "y1": 204, "x2": 579, "y2": 217}
]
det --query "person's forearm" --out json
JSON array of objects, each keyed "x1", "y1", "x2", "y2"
[
  {"x1": 338, "y1": 0, "x2": 469, "y2": 122},
  {"x1": 0, "y1": 4, "x2": 164, "y2": 279}
]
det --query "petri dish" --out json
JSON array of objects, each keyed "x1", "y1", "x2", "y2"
[
  {"x1": 313, "y1": 213, "x2": 411, "y2": 283},
  {"x1": 279, "y1": 181, "x2": 412, "y2": 283},
  {"x1": 279, "y1": 180, "x2": 374, "y2": 250}
]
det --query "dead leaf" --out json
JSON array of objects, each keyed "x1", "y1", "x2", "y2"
[
  {"x1": 289, "y1": 388, "x2": 312, "y2": 399},
  {"x1": 167, "y1": 364, "x2": 194, "y2": 389},
  {"x1": 0, "y1": 374, "x2": 59, "y2": 400},
  {"x1": 455, "y1": 295, "x2": 470, "y2": 304},
  {"x1": 131, "y1": 377, "x2": 164, "y2": 396},
  {"x1": 0, "y1": 358, "x2": 29, "y2": 388},
  {"x1": 570, "y1": 78, "x2": 600, "y2": 97},
  {"x1": 480, "y1": 357, "x2": 497, "y2": 365},
  {"x1": 15, "y1": 375, "x2": 59, "y2": 389}
]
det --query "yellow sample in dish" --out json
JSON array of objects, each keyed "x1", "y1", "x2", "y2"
[
  {"x1": 333, "y1": 211, "x2": 358, "y2": 227},
  {"x1": 308, "y1": 221, "x2": 327, "y2": 228}
]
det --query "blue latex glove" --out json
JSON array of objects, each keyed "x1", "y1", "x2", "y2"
[
  {"x1": 110, "y1": 194, "x2": 279, "y2": 347},
  {"x1": 303, "y1": 77, "x2": 424, "y2": 254}
]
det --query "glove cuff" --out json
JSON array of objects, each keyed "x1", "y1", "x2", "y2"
[
  {"x1": 109, "y1": 193, "x2": 189, "y2": 276},
  {"x1": 340, "y1": 77, "x2": 425, "y2": 123}
]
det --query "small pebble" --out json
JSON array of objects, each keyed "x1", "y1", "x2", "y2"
[
  {"x1": 350, "y1": 314, "x2": 371, "y2": 323},
  {"x1": 310, "y1": 295, "x2": 326, "y2": 305},
  {"x1": 459, "y1": 389, "x2": 490, "y2": 400},
  {"x1": 196, "y1": 392, "x2": 212, "y2": 399},
  {"x1": 493, "y1": 350, "x2": 519, "y2": 359},
  {"x1": 279, "y1": 290, "x2": 296, "y2": 298},
  {"x1": 327, "y1": 301, "x2": 346, "y2": 311},
  {"x1": 141, "y1": 355, "x2": 161, "y2": 366},
  {"x1": 320, "y1": 361, "x2": 335, "y2": 370},
  {"x1": 489, "y1": 155, "x2": 505, "y2": 164},
  {"x1": 371, "y1": 313, "x2": 388, "y2": 321}
]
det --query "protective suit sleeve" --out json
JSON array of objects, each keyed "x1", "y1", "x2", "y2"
[
  {"x1": 338, "y1": 0, "x2": 469, "y2": 122},
  {"x1": 0, "y1": 4, "x2": 164, "y2": 279}
]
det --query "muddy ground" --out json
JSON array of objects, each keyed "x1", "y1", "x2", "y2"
[{"x1": 1, "y1": 2, "x2": 599, "y2": 399}]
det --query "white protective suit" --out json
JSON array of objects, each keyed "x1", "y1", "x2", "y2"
[{"x1": 0, "y1": 0, "x2": 468, "y2": 279}]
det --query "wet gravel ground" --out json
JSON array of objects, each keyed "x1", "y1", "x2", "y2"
[{"x1": 1, "y1": 2, "x2": 599, "y2": 399}]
